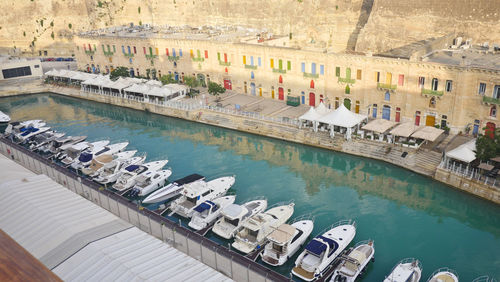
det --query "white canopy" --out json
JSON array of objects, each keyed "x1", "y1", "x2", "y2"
[
  {"x1": 105, "y1": 77, "x2": 136, "y2": 90},
  {"x1": 81, "y1": 75, "x2": 112, "y2": 87},
  {"x1": 446, "y1": 139, "x2": 476, "y2": 163},
  {"x1": 411, "y1": 126, "x2": 445, "y2": 141},
  {"x1": 145, "y1": 80, "x2": 162, "y2": 87},
  {"x1": 44, "y1": 69, "x2": 58, "y2": 76},
  {"x1": 299, "y1": 107, "x2": 321, "y2": 122},
  {"x1": 317, "y1": 104, "x2": 367, "y2": 128},
  {"x1": 362, "y1": 119, "x2": 398, "y2": 133},
  {"x1": 315, "y1": 102, "x2": 331, "y2": 116},
  {"x1": 124, "y1": 83, "x2": 149, "y2": 94},
  {"x1": 145, "y1": 86, "x2": 174, "y2": 97},
  {"x1": 164, "y1": 83, "x2": 188, "y2": 94}
]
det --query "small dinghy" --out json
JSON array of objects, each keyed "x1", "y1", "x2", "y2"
[
  {"x1": 128, "y1": 169, "x2": 173, "y2": 197},
  {"x1": 142, "y1": 174, "x2": 205, "y2": 204},
  {"x1": 188, "y1": 195, "x2": 236, "y2": 231},
  {"x1": 330, "y1": 240, "x2": 375, "y2": 282},
  {"x1": 384, "y1": 258, "x2": 422, "y2": 282},
  {"x1": 427, "y1": 267, "x2": 459, "y2": 282}
]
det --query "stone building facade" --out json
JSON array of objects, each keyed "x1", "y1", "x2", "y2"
[{"x1": 73, "y1": 30, "x2": 500, "y2": 135}]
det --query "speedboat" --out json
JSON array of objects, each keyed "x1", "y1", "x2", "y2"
[
  {"x1": 0, "y1": 111, "x2": 10, "y2": 123},
  {"x1": 5, "y1": 120, "x2": 45, "y2": 136},
  {"x1": 330, "y1": 240, "x2": 375, "y2": 282},
  {"x1": 232, "y1": 202, "x2": 295, "y2": 254},
  {"x1": 128, "y1": 169, "x2": 173, "y2": 197},
  {"x1": 188, "y1": 195, "x2": 236, "y2": 231},
  {"x1": 71, "y1": 141, "x2": 129, "y2": 170},
  {"x1": 427, "y1": 268, "x2": 459, "y2": 282},
  {"x1": 142, "y1": 173, "x2": 205, "y2": 204},
  {"x1": 39, "y1": 135, "x2": 87, "y2": 154},
  {"x1": 81, "y1": 150, "x2": 137, "y2": 176},
  {"x1": 384, "y1": 258, "x2": 422, "y2": 282},
  {"x1": 472, "y1": 276, "x2": 496, "y2": 282},
  {"x1": 16, "y1": 126, "x2": 51, "y2": 143},
  {"x1": 28, "y1": 131, "x2": 65, "y2": 150},
  {"x1": 292, "y1": 220, "x2": 357, "y2": 281},
  {"x1": 262, "y1": 219, "x2": 314, "y2": 266},
  {"x1": 112, "y1": 160, "x2": 168, "y2": 192},
  {"x1": 169, "y1": 176, "x2": 235, "y2": 218},
  {"x1": 212, "y1": 198, "x2": 267, "y2": 240},
  {"x1": 60, "y1": 140, "x2": 110, "y2": 165},
  {"x1": 91, "y1": 154, "x2": 146, "y2": 183}
]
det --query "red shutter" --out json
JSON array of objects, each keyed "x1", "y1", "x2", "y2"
[
  {"x1": 204, "y1": 50, "x2": 208, "y2": 58},
  {"x1": 166, "y1": 48, "x2": 169, "y2": 56},
  {"x1": 224, "y1": 53, "x2": 228, "y2": 63},
  {"x1": 133, "y1": 46, "x2": 137, "y2": 54},
  {"x1": 143, "y1": 47, "x2": 146, "y2": 54},
  {"x1": 398, "y1": 74, "x2": 404, "y2": 86}
]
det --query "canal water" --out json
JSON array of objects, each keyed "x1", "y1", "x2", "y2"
[{"x1": 1, "y1": 93, "x2": 499, "y2": 281}]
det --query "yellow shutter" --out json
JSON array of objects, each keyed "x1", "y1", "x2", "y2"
[
  {"x1": 270, "y1": 59, "x2": 274, "y2": 68},
  {"x1": 190, "y1": 49, "x2": 194, "y2": 58},
  {"x1": 386, "y1": 72, "x2": 392, "y2": 85},
  {"x1": 243, "y1": 55, "x2": 246, "y2": 65}
]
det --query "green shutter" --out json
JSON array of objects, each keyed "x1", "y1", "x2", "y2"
[
  {"x1": 278, "y1": 59, "x2": 283, "y2": 70},
  {"x1": 217, "y1": 52, "x2": 221, "y2": 61},
  {"x1": 336, "y1": 67, "x2": 340, "y2": 77},
  {"x1": 287, "y1": 61, "x2": 291, "y2": 71},
  {"x1": 346, "y1": 68, "x2": 351, "y2": 79}
]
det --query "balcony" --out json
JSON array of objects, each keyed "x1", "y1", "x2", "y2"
[
  {"x1": 377, "y1": 83, "x2": 397, "y2": 91},
  {"x1": 303, "y1": 72, "x2": 318, "y2": 78},
  {"x1": 273, "y1": 68, "x2": 286, "y2": 74},
  {"x1": 338, "y1": 77, "x2": 355, "y2": 84},
  {"x1": 191, "y1": 57, "x2": 204, "y2": 62},
  {"x1": 245, "y1": 64, "x2": 257, "y2": 70},
  {"x1": 123, "y1": 53, "x2": 134, "y2": 58},
  {"x1": 421, "y1": 88, "x2": 443, "y2": 97},
  {"x1": 145, "y1": 54, "x2": 158, "y2": 60},
  {"x1": 103, "y1": 51, "x2": 114, "y2": 57},
  {"x1": 168, "y1": 56, "x2": 180, "y2": 62},
  {"x1": 483, "y1": 96, "x2": 500, "y2": 105},
  {"x1": 219, "y1": 60, "x2": 231, "y2": 66},
  {"x1": 84, "y1": 50, "x2": 95, "y2": 55}
]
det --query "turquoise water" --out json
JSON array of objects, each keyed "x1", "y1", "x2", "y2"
[{"x1": 1, "y1": 93, "x2": 499, "y2": 281}]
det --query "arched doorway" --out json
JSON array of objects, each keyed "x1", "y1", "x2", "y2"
[
  {"x1": 223, "y1": 79, "x2": 232, "y2": 90},
  {"x1": 174, "y1": 72, "x2": 179, "y2": 81},
  {"x1": 244, "y1": 82, "x2": 248, "y2": 94},
  {"x1": 301, "y1": 91, "x2": 305, "y2": 104},
  {"x1": 425, "y1": 114, "x2": 435, "y2": 126},
  {"x1": 486, "y1": 122, "x2": 496, "y2": 138},
  {"x1": 344, "y1": 98, "x2": 351, "y2": 110},
  {"x1": 129, "y1": 68, "x2": 135, "y2": 77},
  {"x1": 382, "y1": 105, "x2": 391, "y2": 120},
  {"x1": 251, "y1": 83, "x2": 256, "y2": 95},
  {"x1": 278, "y1": 87, "x2": 284, "y2": 100},
  {"x1": 197, "y1": 73, "x2": 206, "y2": 87},
  {"x1": 309, "y1": 92, "x2": 315, "y2": 106},
  {"x1": 259, "y1": 87, "x2": 262, "y2": 97},
  {"x1": 372, "y1": 104, "x2": 378, "y2": 118},
  {"x1": 415, "y1": 111, "x2": 421, "y2": 125}
]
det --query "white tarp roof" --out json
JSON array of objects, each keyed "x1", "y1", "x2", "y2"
[
  {"x1": 105, "y1": 77, "x2": 136, "y2": 90},
  {"x1": 44, "y1": 69, "x2": 58, "y2": 76},
  {"x1": 362, "y1": 119, "x2": 398, "y2": 133},
  {"x1": 145, "y1": 86, "x2": 174, "y2": 97},
  {"x1": 315, "y1": 102, "x2": 331, "y2": 116},
  {"x1": 411, "y1": 126, "x2": 445, "y2": 141},
  {"x1": 145, "y1": 80, "x2": 162, "y2": 86},
  {"x1": 81, "y1": 75, "x2": 112, "y2": 87},
  {"x1": 389, "y1": 122, "x2": 421, "y2": 137},
  {"x1": 299, "y1": 107, "x2": 321, "y2": 122},
  {"x1": 124, "y1": 83, "x2": 149, "y2": 94},
  {"x1": 165, "y1": 83, "x2": 188, "y2": 93},
  {"x1": 317, "y1": 104, "x2": 367, "y2": 128},
  {"x1": 446, "y1": 139, "x2": 476, "y2": 163}
]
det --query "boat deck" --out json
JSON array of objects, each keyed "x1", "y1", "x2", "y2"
[{"x1": 293, "y1": 266, "x2": 315, "y2": 280}]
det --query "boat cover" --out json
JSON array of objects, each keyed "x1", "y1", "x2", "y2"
[
  {"x1": 95, "y1": 147, "x2": 110, "y2": 155},
  {"x1": 174, "y1": 174, "x2": 204, "y2": 185},
  {"x1": 194, "y1": 201, "x2": 215, "y2": 213},
  {"x1": 21, "y1": 127, "x2": 39, "y2": 136},
  {"x1": 306, "y1": 236, "x2": 338, "y2": 256},
  {"x1": 79, "y1": 152, "x2": 93, "y2": 162},
  {"x1": 125, "y1": 165, "x2": 139, "y2": 172}
]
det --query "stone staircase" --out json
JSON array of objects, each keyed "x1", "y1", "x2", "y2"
[{"x1": 412, "y1": 149, "x2": 442, "y2": 176}]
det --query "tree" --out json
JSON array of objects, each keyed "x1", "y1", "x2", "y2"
[
  {"x1": 160, "y1": 74, "x2": 176, "y2": 85},
  {"x1": 474, "y1": 128, "x2": 500, "y2": 162},
  {"x1": 208, "y1": 82, "x2": 226, "y2": 99},
  {"x1": 183, "y1": 76, "x2": 199, "y2": 89},
  {"x1": 110, "y1": 66, "x2": 130, "y2": 80}
]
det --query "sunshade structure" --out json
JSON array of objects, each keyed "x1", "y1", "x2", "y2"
[
  {"x1": 411, "y1": 126, "x2": 445, "y2": 142},
  {"x1": 299, "y1": 107, "x2": 321, "y2": 130},
  {"x1": 389, "y1": 122, "x2": 421, "y2": 138},
  {"x1": 445, "y1": 139, "x2": 476, "y2": 163},
  {"x1": 317, "y1": 104, "x2": 367, "y2": 139},
  {"x1": 81, "y1": 75, "x2": 112, "y2": 93},
  {"x1": 315, "y1": 102, "x2": 331, "y2": 116},
  {"x1": 101, "y1": 77, "x2": 137, "y2": 96},
  {"x1": 362, "y1": 119, "x2": 398, "y2": 133}
]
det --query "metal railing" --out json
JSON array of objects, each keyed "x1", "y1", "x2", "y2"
[
  {"x1": 377, "y1": 83, "x2": 397, "y2": 91},
  {"x1": 439, "y1": 160, "x2": 500, "y2": 190},
  {"x1": 482, "y1": 96, "x2": 500, "y2": 105},
  {"x1": 421, "y1": 88, "x2": 443, "y2": 96},
  {"x1": 303, "y1": 72, "x2": 318, "y2": 78}
]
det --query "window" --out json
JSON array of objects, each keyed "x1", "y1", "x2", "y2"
[
  {"x1": 133, "y1": 46, "x2": 137, "y2": 54},
  {"x1": 384, "y1": 91, "x2": 390, "y2": 101},
  {"x1": 243, "y1": 55, "x2": 246, "y2": 64},
  {"x1": 301, "y1": 62, "x2": 305, "y2": 73},
  {"x1": 311, "y1": 63, "x2": 316, "y2": 74},
  {"x1": 172, "y1": 48, "x2": 176, "y2": 57},
  {"x1": 223, "y1": 53, "x2": 227, "y2": 62},
  {"x1": 446, "y1": 80, "x2": 453, "y2": 92},
  {"x1": 279, "y1": 59, "x2": 283, "y2": 70},
  {"x1": 398, "y1": 74, "x2": 404, "y2": 86},
  {"x1": 386, "y1": 72, "x2": 392, "y2": 85},
  {"x1": 490, "y1": 107, "x2": 497, "y2": 117},
  {"x1": 310, "y1": 80, "x2": 315, "y2": 89},
  {"x1": 190, "y1": 49, "x2": 194, "y2": 58},
  {"x1": 270, "y1": 59, "x2": 274, "y2": 68},
  {"x1": 166, "y1": 48, "x2": 169, "y2": 56},
  {"x1": 375, "y1": 71, "x2": 380, "y2": 82},
  {"x1": 418, "y1": 76, "x2": 425, "y2": 88},
  {"x1": 431, "y1": 78, "x2": 438, "y2": 91},
  {"x1": 112, "y1": 45, "x2": 116, "y2": 52},
  {"x1": 441, "y1": 115, "x2": 447, "y2": 128},
  {"x1": 251, "y1": 56, "x2": 254, "y2": 66},
  {"x1": 34, "y1": 65, "x2": 39, "y2": 68},
  {"x1": 204, "y1": 50, "x2": 208, "y2": 58},
  {"x1": 346, "y1": 68, "x2": 351, "y2": 79},
  {"x1": 287, "y1": 60, "x2": 291, "y2": 71},
  {"x1": 149, "y1": 47, "x2": 153, "y2": 55},
  {"x1": 478, "y1": 83, "x2": 486, "y2": 95},
  {"x1": 179, "y1": 49, "x2": 183, "y2": 57},
  {"x1": 129, "y1": 58, "x2": 132, "y2": 64},
  {"x1": 155, "y1": 48, "x2": 159, "y2": 55},
  {"x1": 121, "y1": 46, "x2": 125, "y2": 53},
  {"x1": 336, "y1": 67, "x2": 340, "y2": 77},
  {"x1": 372, "y1": 104, "x2": 377, "y2": 118},
  {"x1": 320, "y1": 65, "x2": 324, "y2": 75},
  {"x1": 258, "y1": 57, "x2": 261, "y2": 66},
  {"x1": 494, "y1": 85, "x2": 500, "y2": 99},
  {"x1": 2, "y1": 66, "x2": 32, "y2": 79},
  {"x1": 251, "y1": 72, "x2": 255, "y2": 79},
  {"x1": 143, "y1": 47, "x2": 146, "y2": 54},
  {"x1": 196, "y1": 50, "x2": 201, "y2": 58},
  {"x1": 127, "y1": 46, "x2": 131, "y2": 54},
  {"x1": 356, "y1": 69, "x2": 362, "y2": 80},
  {"x1": 217, "y1": 52, "x2": 221, "y2": 61}
]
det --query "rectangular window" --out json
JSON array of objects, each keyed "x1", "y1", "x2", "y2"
[
  {"x1": 243, "y1": 55, "x2": 246, "y2": 65},
  {"x1": 143, "y1": 47, "x2": 146, "y2": 54},
  {"x1": 155, "y1": 48, "x2": 159, "y2": 55},
  {"x1": 204, "y1": 50, "x2": 208, "y2": 58},
  {"x1": 127, "y1": 46, "x2": 131, "y2": 54},
  {"x1": 418, "y1": 76, "x2": 425, "y2": 88},
  {"x1": 224, "y1": 53, "x2": 227, "y2": 62},
  {"x1": 494, "y1": 85, "x2": 500, "y2": 99},
  {"x1": 311, "y1": 63, "x2": 316, "y2": 74},
  {"x1": 217, "y1": 52, "x2": 221, "y2": 61},
  {"x1": 179, "y1": 49, "x2": 183, "y2": 57},
  {"x1": 279, "y1": 59, "x2": 283, "y2": 70},
  {"x1": 398, "y1": 74, "x2": 404, "y2": 86},
  {"x1": 101, "y1": 44, "x2": 105, "y2": 52},
  {"x1": 190, "y1": 49, "x2": 194, "y2": 58},
  {"x1": 431, "y1": 78, "x2": 438, "y2": 91},
  {"x1": 301, "y1": 62, "x2": 305, "y2": 73},
  {"x1": 112, "y1": 45, "x2": 116, "y2": 52},
  {"x1": 2, "y1": 66, "x2": 32, "y2": 79},
  {"x1": 166, "y1": 48, "x2": 169, "y2": 56},
  {"x1": 478, "y1": 83, "x2": 486, "y2": 95},
  {"x1": 446, "y1": 80, "x2": 453, "y2": 92},
  {"x1": 93, "y1": 44, "x2": 96, "y2": 51},
  {"x1": 375, "y1": 71, "x2": 380, "y2": 82},
  {"x1": 172, "y1": 48, "x2": 176, "y2": 57},
  {"x1": 121, "y1": 46, "x2": 125, "y2": 54},
  {"x1": 320, "y1": 65, "x2": 324, "y2": 75},
  {"x1": 357, "y1": 69, "x2": 362, "y2": 80},
  {"x1": 258, "y1": 57, "x2": 261, "y2": 66},
  {"x1": 197, "y1": 50, "x2": 201, "y2": 58},
  {"x1": 270, "y1": 59, "x2": 274, "y2": 68},
  {"x1": 133, "y1": 46, "x2": 137, "y2": 54},
  {"x1": 336, "y1": 67, "x2": 341, "y2": 77},
  {"x1": 251, "y1": 56, "x2": 254, "y2": 66},
  {"x1": 386, "y1": 73, "x2": 392, "y2": 85},
  {"x1": 287, "y1": 60, "x2": 291, "y2": 71},
  {"x1": 34, "y1": 65, "x2": 39, "y2": 68}
]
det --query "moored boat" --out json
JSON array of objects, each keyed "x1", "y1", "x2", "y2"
[
  {"x1": 0, "y1": 111, "x2": 10, "y2": 123},
  {"x1": 81, "y1": 150, "x2": 137, "y2": 176},
  {"x1": 188, "y1": 195, "x2": 236, "y2": 231},
  {"x1": 384, "y1": 258, "x2": 422, "y2": 282},
  {"x1": 92, "y1": 154, "x2": 146, "y2": 183},
  {"x1": 39, "y1": 135, "x2": 87, "y2": 154},
  {"x1": 129, "y1": 169, "x2": 173, "y2": 197},
  {"x1": 70, "y1": 141, "x2": 128, "y2": 170},
  {"x1": 427, "y1": 267, "x2": 459, "y2": 282},
  {"x1": 142, "y1": 173, "x2": 205, "y2": 204},
  {"x1": 112, "y1": 159, "x2": 168, "y2": 191},
  {"x1": 330, "y1": 240, "x2": 375, "y2": 282},
  {"x1": 60, "y1": 140, "x2": 110, "y2": 165}
]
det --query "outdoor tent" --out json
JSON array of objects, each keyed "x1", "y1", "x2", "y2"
[
  {"x1": 411, "y1": 126, "x2": 445, "y2": 142},
  {"x1": 445, "y1": 139, "x2": 476, "y2": 163},
  {"x1": 315, "y1": 102, "x2": 331, "y2": 116},
  {"x1": 298, "y1": 107, "x2": 321, "y2": 131},
  {"x1": 317, "y1": 104, "x2": 367, "y2": 139},
  {"x1": 389, "y1": 122, "x2": 421, "y2": 138},
  {"x1": 362, "y1": 119, "x2": 398, "y2": 133}
]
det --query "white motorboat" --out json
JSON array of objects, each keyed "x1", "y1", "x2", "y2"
[
  {"x1": 71, "y1": 141, "x2": 129, "y2": 170},
  {"x1": 81, "y1": 150, "x2": 137, "y2": 176},
  {"x1": 262, "y1": 218, "x2": 314, "y2": 266},
  {"x1": 232, "y1": 202, "x2": 295, "y2": 254},
  {"x1": 212, "y1": 198, "x2": 267, "y2": 240},
  {"x1": 142, "y1": 173, "x2": 205, "y2": 204},
  {"x1": 384, "y1": 258, "x2": 422, "y2": 282},
  {"x1": 60, "y1": 140, "x2": 110, "y2": 165},
  {"x1": 16, "y1": 126, "x2": 51, "y2": 142},
  {"x1": 112, "y1": 160, "x2": 168, "y2": 192},
  {"x1": 472, "y1": 276, "x2": 496, "y2": 282},
  {"x1": 330, "y1": 240, "x2": 375, "y2": 282},
  {"x1": 129, "y1": 169, "x2": 173, "y2": 197},
  {"x1": 5, "y1": 120, "x2": 45, "y2": 136},
  {"x1": 91, "y1": 154, "x2": 146, "y2": 183},
  {"x1": 27, "y1": 131, "x2": 65, "y2": 150},
  {"x1": 292, "y1": 219, "x2": 357, "y2": 281},
  {"x1": 188, "y1": 195, "x2": 236, "y2": 231},
  {"x1": 427, "y1": 268, "x2": 459, "y2": 282},
  {"x1": 0, "y1": 111, "x2": 10, "y2": 123},
  {"x1": 39, "y1": 135, "x2": 87, "y2": 154},
  {"x1": 169, "y1": 176, "x2": 235, "y2": 218}
]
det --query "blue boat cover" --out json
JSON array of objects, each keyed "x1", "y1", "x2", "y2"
[
  {"x1": 305, "y1": 239, "x2": 327, "y2": 256},
  {"x1": 318, "y1": 236, "x2": 338, "y2": 255},
  {"x1": 78, "y1": 152, "x2": 93, "y2": 162},
  {"x1": 193, "y1": 201, "x2": 215, "y2": 213},
  {"x1": 21, "y1": 127, "x2": 39, "y2": 136},
  {"x1": 125, "y1": 165, "x2": 139, "y2": 172},
  {"x1": 95, "y1": 147, "x2": 110, "y2": 155}
]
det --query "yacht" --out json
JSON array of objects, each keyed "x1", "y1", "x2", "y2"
[
  {"x1": 0, "y1": 111, "x2": 10, "y2": 123},
  {"x1": 384, "y1": 258, "x2": 422, "y2": 282},
  {"x1": 262, "y1": 219, "x2": 314, "y2": 266},
  {"x1": 292, "y1": 220, "x2": 357, "y2": 281},
  {"x1": 59, "y1": 140, "x2": 110, "y2": 165},
  {"x1": 142, "y1": 174, "x2": 205, "y2": 204},
  {"x1": 5, "y1": 120, "x2": 45, "y2": 136},
  {"x1": 39, "y1": 135, "x2": 87, "y2": 154},
  {"x1": 212, "y1": 198, "x2": 267, "y2": 240},
  {"x1": 128, "y1": 169, "x2": 173, "y2": 197},
  {"x1": 28, "y1": 131, "x2": 65, "y2": 150},
  {"x1": 70, "y1": 141, "x2": 129, "y2": 170},
  {"x1": 330, "y1": 240, "x2": 375, "y2": 282},
  {"x1": 112, "y1": 160, "x2": 168, "y2": 192},
  {"x1": 81, "y1": 150, "x2": 137, "y2": 176},
  {"x1": 169, "y1": 176, "x2": 235, "y2": 218},
  {"x1": 16, "y1": 126, "x2": 51, "y2": 143},
  {"x1": 92, "y1": 154, "x2": 146, "y2": 183},
  {"x1": 427, "y1": 268, "x2": 459, "y2": 282},
  {"x1": 188, "y1": 195, "x2": 236, "y2": 231},
  {"x1": 232, "y1": 202, "x2": 295, "y2": 254}
]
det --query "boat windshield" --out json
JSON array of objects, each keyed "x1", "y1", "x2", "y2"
[
  {"x1": 272, "y1": 243, "x2": 284, "y2": 253},
  {"x1": 225, "y1": 217, "x2": 239, "y2": 227}
]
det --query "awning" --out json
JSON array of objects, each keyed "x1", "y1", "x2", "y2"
[
  {"x1": 268, "y1": 224, "x2": 295, "y2": 244},
  {"x1": 317, "y1": 104, "x2": 367, "y2": 128},
  {"x1": 411, "y1": 126, "x2": 445, "y2": 141},
  {"x1": 490, "y1": 156, "x2": 500, "y2": 162},
  {"x1": 362, "y1": 119, "x2": 398, "y2": 133},
  {"x1": 315, "y1": 102, "x2": 331, "y2": 116},
  {"x1": 389, "y1": 122, "x2": 421, "y2": 137},
  {"x1": 299, "y1": 107, "x2": 321, "y2": 122},
  {"x1": 446, "y1": 139, "x2": 476, "y2": 163},
  {"x1": 478, "y1": 163, "x2": 494, "y2": 170}
]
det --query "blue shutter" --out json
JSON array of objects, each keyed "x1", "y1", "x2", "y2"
[
  {"x1": 121, "y1": 46, "x2": 125, "y2": 54},
  {"x1": 301, "y1": 62, "x2": 305, "y2": 73},
  {"x1": 250, "y1": 56, "x2": 254, "y2": 66},
  {"x1": 258, "y1": 57, "x2": 261, "y2": 66},
  {"x1": 179, "y1": 49, "x2": 183, "y2": 57},
  {"x1": 172, "y1": 48, "x2": 176, "y2": 57},
  {"x1": 311, "y1": 63, "x2": 316, "y2": 74},
  {"x1": 320, "y1": 65, "x2": 324, "y2": 75}
]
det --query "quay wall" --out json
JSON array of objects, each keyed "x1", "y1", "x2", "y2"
[
  {"x1": 0, "y1": 138, "x2": 288, "y2": 282},
  {"x1": 1, "y1": 86, "x2": 500, "y2": 205}
]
